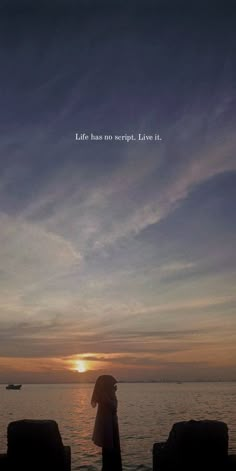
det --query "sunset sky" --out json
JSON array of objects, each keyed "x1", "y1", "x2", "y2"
[{"x1": 0, "y1": 2, "x2": 235, "y2": 383}]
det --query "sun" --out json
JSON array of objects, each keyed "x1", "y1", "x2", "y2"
[{"x1": 75, "y1": 360, "x2": 87, "y2": 373}]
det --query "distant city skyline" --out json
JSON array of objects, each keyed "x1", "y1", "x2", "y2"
[{"x1": 0, "y1": 2, "x2": 236, "y2": 383}]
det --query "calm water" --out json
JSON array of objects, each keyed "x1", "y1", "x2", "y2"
[{"x1": 0, "y1": 382, "x2": 235, "y2": 470}]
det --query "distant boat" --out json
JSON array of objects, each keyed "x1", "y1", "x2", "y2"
[{"x1": 6, "y1": 384, "x2": 22, "y2": 390}]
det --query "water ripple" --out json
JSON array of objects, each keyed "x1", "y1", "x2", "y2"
[{"x1": 0, "y1": 382, "x2": 235, "y2": 470}]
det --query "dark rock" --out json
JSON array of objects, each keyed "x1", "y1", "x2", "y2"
[
  {"x1": 0, "y1": 453, "x2": 7, "y2": 471},
  {"x1": 153, "y1": 420, "x2": 229, "y2": 470},
  {"x1": 228, "y1": 455, "x2": 236, "y2": 470},
  {"x1": 7, "y1": 419, "x2": 70, "y2": 471}
]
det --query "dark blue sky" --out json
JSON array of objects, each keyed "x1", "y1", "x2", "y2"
[{"x1": 0, "y1": 2, "x2": 236, "y2": 382}]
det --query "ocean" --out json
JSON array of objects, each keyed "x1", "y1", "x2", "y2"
[{"x1": 0, "y1": 382, "x2": 235, "y2": 470}]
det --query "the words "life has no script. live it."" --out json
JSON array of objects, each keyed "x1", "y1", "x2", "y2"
[{"x1": 75, "y1": 133, "x2": 162, "y2": 143}]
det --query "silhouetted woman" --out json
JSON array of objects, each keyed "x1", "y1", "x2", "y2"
[{"x1": 91, "y1": 375, "x2": 122, "y2": 471}]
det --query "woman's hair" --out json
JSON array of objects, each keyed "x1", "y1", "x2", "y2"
[{"x1": 91, "y1": 375, "x2": 117, "y2": 408}]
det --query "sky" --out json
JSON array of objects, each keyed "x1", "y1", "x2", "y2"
[{"x1": 0, "y1": 1, "x2": 236, "y2": 383}]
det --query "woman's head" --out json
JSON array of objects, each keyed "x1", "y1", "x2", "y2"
[{"x1": 91, "y1": 375, "x2": 117, "y2": 407}]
